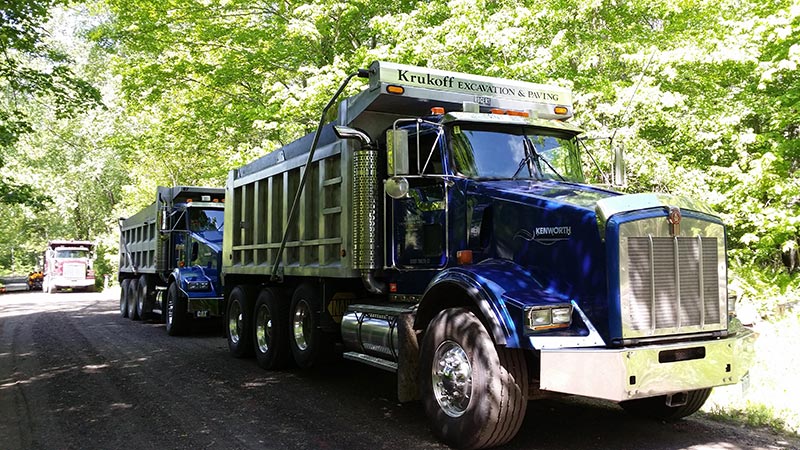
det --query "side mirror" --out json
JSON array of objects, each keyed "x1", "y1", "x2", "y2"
[
  {"x1": 387, "y1": 129, "x2": 409, "y2": 175},
  {"x1": 384, "y1": 177, "x2": 410, "y2": 199},
  {"x1": 613, "y1": 143, "x2": 626, "y2": 187}
]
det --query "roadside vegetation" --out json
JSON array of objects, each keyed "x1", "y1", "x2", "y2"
[{"x1": 0, "y1": 0, "x2": 798, "y2": 435}]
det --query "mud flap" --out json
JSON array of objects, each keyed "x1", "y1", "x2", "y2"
[{"x1": 397, "y1": 312, "x2": 420, "y2": 402}]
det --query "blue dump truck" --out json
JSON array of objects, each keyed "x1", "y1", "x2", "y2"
[
  {"x1": 221, "y1": 62, "x2": 756, "y2": 448},
  {"x1": 118, "y1": 186, "x2": 225, "y2": 335}
]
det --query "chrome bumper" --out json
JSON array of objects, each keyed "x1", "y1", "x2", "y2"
[
  {"x1": 539, "y1": 328, "x2": 757, "y2": 402},
  {"x1": 51, "y1": 277, "x2": 94, "y2": 288}
]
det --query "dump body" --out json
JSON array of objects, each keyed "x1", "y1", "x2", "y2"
[
  {"x1": 118, "y1": 186, "x2": 225, "y2": 332},
  {"x1": 43, "y1": 240, "x2": 95, "y2": 293},
  {"x1": 221, "y1": 61, "x2": 756, "y2": 449}
]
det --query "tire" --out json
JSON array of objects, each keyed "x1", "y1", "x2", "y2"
[
  {"x1": 165, "y1": 282, "x2": 188, "y2": 336},
  {"x1": 620, "y1": 388, "x2": 712, "y2": 421},
  {"x1": 120, "y1": 279, "x2": 130, "y2": 318},
  {"x1": 419, "y1": 308, "x2": 528, "y2": 450},
  {"x1": 127, "y1": 279, "x2": 140, "y2": 321},
  {"x1": 136, "y1": 276, "x2": 152, "y2": 321},
  {"x1": 289, "y1": 283, "x2": 333, "y2": 369},
  {"x1": 226, "y1": 285, "x2": 254, "y2": 357},
  {"x1": 253, "y1": 288, "x2": 290, "y2": 370}
]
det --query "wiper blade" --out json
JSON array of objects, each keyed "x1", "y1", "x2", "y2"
[
  {"x1": 526, "y1": 138, "x2": 565, "y2": 182},
  {"x1": 511, "y1": 153, "x2": 532, "y2": 179}
]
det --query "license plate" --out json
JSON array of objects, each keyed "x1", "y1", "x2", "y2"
[{"x1": 196, "y1": 311, "x2": 208, "y2": 318}]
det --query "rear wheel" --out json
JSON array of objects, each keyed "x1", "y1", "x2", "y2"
[
  {"x1": 136, "y1": 276, "x2": 152, "y2": 321},
  {"x1": 289, "y1": 283, "x2": 332, "y2": 368},
  {"x1": 165, "y1": 282, "x2": 188, "y2": 336},
  {"x1": 253, "y1": 288, "x2": 290, "y2": 370},
  {"x1": 620, "y1": 388, "x2": 712, "y2": 421},
  {"x1": 420, "y1": 308, "x2": 528, "y2": 449},
  {"x1": 226, "y1": 285, "x2": 254, "y2": 357},
  {"x1": 127, "y1": 280, "x2": 140, "y2": 320},
  {"x1": 119, "y1": 279, "x2": 130, "y2": 318}
]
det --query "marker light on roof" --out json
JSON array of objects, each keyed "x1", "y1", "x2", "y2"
[
  {"x1": 431, "y1": 107, "x2": 445, "y2": 115},
  {"x1": 507, "y1": 110, "x2": 529, "y2": 117},
  {"x1": 387, "y1": 85, "x2": 405, "y2": 94},
  {"x1": 554, "y1": 106, "x2": 568, "y2": 115}
]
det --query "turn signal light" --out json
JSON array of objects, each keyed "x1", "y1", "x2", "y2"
[{"x1": 457, "y1": 250, "x2": 473, "y2": 265}]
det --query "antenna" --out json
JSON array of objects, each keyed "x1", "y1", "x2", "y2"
[
  {"x1": 610, "y1": 50, "x2": 656, "y2": 146},
  {"x1": 606, "y1": 50, "x2": 656, "y2": 186}
]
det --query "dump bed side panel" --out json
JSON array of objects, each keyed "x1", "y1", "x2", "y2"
[
  {"x1": 119, "y1": 201, "x2": 160, "y2": 275},
  {"x1": 223, "y1": 129, "x2": 359, "y2": 279}
]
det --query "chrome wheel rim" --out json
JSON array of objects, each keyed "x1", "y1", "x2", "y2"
[
  {"x1": 128, "y1": 287, "x2": 136, "y2": 316},
  {"x1": 228, "y1": 301, "x2": 241, "y2": 345},
  {"x1": 256, "y1": 304, "x2": 272, "y2": 354},
  {"x1": 167, "y1": 294, "x2": 174, "y2": 326},
  {"x1": 137, "y1": 286, "x2": 144, "y2": 314},
  {"x1": 292, "y1": 299, "x2": 310, "y2": 351},
  {"x1": 432, "y1": 340, "x2": 473, "y2": 417}
]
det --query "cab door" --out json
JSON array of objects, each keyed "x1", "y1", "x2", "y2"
[{"x1": 388, "y1": 127, "x2": 449, "y2": 269}]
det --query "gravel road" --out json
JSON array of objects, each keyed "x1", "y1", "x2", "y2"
[{"x1": 1, "y1": 289, "x2": 798, "y2": 450}]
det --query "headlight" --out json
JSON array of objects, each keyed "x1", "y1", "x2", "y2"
[
  {"x1": 524, "y1": 304, "x2": 573, "y2": 333},
  {"x1": 186, "y1": 280, "x2": 211, "y2": 291}
]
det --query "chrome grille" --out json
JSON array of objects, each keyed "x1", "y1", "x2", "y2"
[
  {"x1": 63, "y1": 263, "x2": 86, "y2": 278},
  {"x1": 627, "y1": 236, "x2": 721, "y2": 333}
]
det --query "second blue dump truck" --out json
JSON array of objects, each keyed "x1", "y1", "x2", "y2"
[{"x1": 118, "y1": 186, "x2": 225, "y2": 335}]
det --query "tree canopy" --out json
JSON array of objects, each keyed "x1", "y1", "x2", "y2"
[{"x1": 1, "y1": 0, "x2": 799, "y2": 311}]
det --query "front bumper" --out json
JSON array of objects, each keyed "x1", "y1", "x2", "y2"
[
  {"x1": 51, "y1": 277, "x2": 95, "y2": 289},
  {"x1": 187, "y1": 297, "x2": 223, "y2": 317},
  {"x1": 539, "y1": 328, "x2": 757, "y2": 402}
]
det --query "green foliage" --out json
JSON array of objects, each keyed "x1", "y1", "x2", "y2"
[
  {"x1": 1, "y1": 0, "x2": 799, "y2": 308},
  {"x1": 92, "y1": 243, "x2": 115, "y2": 290},
  {"x1": 0, "y1": 0, "x2": 103, "y2": 208},
  {"x1": 707, "y1": 402, "x2": 791, "y2": 434}
]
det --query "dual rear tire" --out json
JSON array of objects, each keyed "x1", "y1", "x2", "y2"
[{"x1": 226, "y1": 283, "x2": 331, "y2": 369}]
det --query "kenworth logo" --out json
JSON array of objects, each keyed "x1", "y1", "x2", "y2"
[{"x1": 514, "y1": 226, "x2": 572, "y2": 245}]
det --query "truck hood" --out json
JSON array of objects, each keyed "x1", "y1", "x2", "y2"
[{"x1": 469, "y1": 180, "x2": 619, "y2": 212}]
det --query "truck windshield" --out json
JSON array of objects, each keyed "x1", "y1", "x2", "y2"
[
  {"x1": 449, "y1": 125, "x2": 584, "y2": 182},
  {"x1": 55, "y1": 249, "x2": 89, "y2": 258},
  {"x1": 191, "y1": 239, "x2": 219, "y2": 271},
  {"x1": 189, "y1": 208, "x2": 224, "y2": 233}
]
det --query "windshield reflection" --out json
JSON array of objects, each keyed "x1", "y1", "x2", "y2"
[{"x1": 450, "y1": 126, "x2": 584, "y2": 182}]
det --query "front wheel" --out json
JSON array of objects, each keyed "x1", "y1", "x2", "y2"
[
  {"x1": 420, "y1": 308, "x2": 528, "y2": 450},
  {"x1": 620, "y1": 388, "x2": 712, "y2": 421},
  {"x1": 165, "y1": 282, "x2": 188, "y2": 336}
]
